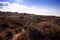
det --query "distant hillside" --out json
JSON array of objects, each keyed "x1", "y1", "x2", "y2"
[
  {"x1": 0, "y1": 11, "x2": 60, "y2": 40},
  {"x1": 0, "y1": 11, "x2": 33, "y2": 16}
]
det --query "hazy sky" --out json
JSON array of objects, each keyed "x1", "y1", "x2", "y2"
[{"x1": 0, "y1": 0, "x2": 60, "y2": 16}]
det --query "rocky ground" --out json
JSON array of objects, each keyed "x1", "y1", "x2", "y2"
[{"x1": 0, "y1": 11, "x2": 60, "y2": 40}]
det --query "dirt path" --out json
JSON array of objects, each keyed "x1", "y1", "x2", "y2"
[{"x1": 12, "y1": 29, "x2": 27, "y2": 40}]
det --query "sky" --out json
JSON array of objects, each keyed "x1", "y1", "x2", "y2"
[{"x1": 0, "y1": 0, "x2": 60, "y2": 16}]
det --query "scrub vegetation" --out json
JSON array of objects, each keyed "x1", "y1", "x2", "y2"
[{"x1": 0, "y1": 11, "x2": 60, "y2": 40}]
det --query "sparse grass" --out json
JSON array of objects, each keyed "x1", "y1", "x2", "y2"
[{"x1": 30, "y1": 21, "x2": 37, "y2": 26}]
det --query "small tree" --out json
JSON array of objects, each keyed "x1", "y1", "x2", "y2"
[{"x1": 5, "y1": 30, "x2": 13, "y2": 40}]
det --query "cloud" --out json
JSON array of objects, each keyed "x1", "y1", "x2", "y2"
[
  {"x1": 0, "y1": 1, "x2": 60, "y2": 16},
  {"x1": 0, "y1": 1, "x2": 10, "y2": 9},
  {"x1": 0, "y1": 1, "x2": 9, "y2": 6}
]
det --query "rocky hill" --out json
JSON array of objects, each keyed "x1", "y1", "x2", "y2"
[{"x1": 0, "y1": 11, "x2": 60, "y2": 40}]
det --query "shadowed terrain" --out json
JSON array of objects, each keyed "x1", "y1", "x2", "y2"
[{"x1": 0, "y1": 11, "x2": 60, "y2": 40}]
